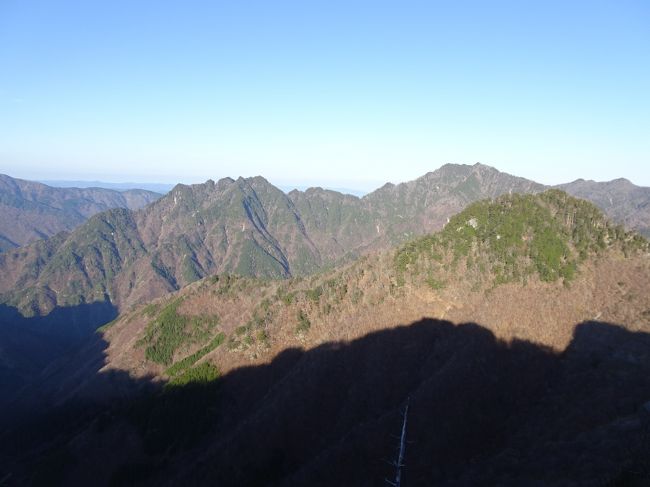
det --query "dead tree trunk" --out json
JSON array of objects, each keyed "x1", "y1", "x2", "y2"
[{"x1": 387, "y1": 398, "x2": 409, "y2": 487}]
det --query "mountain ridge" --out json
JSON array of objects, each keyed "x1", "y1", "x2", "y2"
[
  {"x1": 3, "y1": 163, "x2": 650, "y2": 322},
  {"x1": 0, "y1": 164, "x2": 551, "y2": 318},
  {"x1": 0, "y1": 174, "x2": 161, "y2": 252},
  {"x1": 3, "y1": 190, "x2": 648, "y2": 485},
  {"x1": 556, "y1": 177, "x2": 650, "y2": 237}
]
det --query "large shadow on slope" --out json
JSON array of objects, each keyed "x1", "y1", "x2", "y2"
[
  {"x1": 2, "y1": 319, "x2": 650, "y2": 486},
  {"x1": 0, "y1": 301, "x2": 119, "y2": 423}
]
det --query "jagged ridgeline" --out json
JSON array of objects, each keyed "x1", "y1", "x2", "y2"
[
  {"x1": 395, "y1": 190, "x2": 649, "y2": 287},
  {"x1": 3, "y1": 165, "x2": 649, "y2": 323},
  {"x1": 0, "y1": 165, "x2": 547, "y2": 316},
  {"x1": 110, "y1": 190, "x2": 649, "y2": 387}
]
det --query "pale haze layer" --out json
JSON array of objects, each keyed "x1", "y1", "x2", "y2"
[{"x1": 1, "y1": 0, "x2": 649, "y2": 189}]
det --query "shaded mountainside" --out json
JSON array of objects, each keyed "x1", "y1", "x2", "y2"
[
  {"x1": 5, "y1": 320, "x2": 650, "y2": 486},
  {"x1": 0, "y1": 301, "x2": 118, "y2": 415},
  {"x1": 1, "y1": 192, "x2": 650, "y2": 485},
  {"x1": 0, "y1": 174, "x2": 161, "y2": 251},
  {"x1": 558, "y1": 177, "x2": 650, "y2": 238},
  {"x1": 0, "y1": 164, "x2": 547, "y2": 317}
]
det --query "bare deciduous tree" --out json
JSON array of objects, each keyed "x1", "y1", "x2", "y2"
[{"x1": 386, "y1": 398, "x2": 409, "y2": 487}]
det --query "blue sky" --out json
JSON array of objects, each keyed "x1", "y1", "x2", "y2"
[{"x1": 1, "y1": 0, "x2": 649, "y2": 190}]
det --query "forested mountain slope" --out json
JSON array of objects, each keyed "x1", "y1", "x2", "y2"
[
  {"x1": 558, "y1": 177, "x2": 650, "y2": 237},
  {"x1": 3, "y1": 190, "x2": 649, "y2": 486},
  {"x1": 0, "y1": 164, "x2": 547, "y2": 317},
  {"x1": 0, "y1": 174, "x2": 160, "y2": 251}
]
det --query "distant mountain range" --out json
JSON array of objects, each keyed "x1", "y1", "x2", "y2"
[
  {"x1": 276, "y1": 184, "x2": 368, "y2": 197},
  {"x1": 1, "y1": 163, "x2": 650, "y2": 320},
  {"x1": 0, "y1": 174, "x2": 161, "y2": 251},
  {"x1": 557, "y1": 177, "x2": 650, "y2": 238},
  {"x1": 40, "y1": 179, "x2": 369, "y2": 197},
  {"x1": 39, "y1": 179, "x2": 177, "y2": 194},
  {"x1": 0, "y1": 164, "x2": 546, "y2": 316}
]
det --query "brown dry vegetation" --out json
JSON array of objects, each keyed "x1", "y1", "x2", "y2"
[
  {"x1": 101, "y1": 191, "x2": 650, "y2": 381},
  {"x1": 102, "y1": 248, "x2": 650, "y2": 382},
  {"x1": 0, "y1": 164, "x2": 547, "y2": 316},
  {"x1": 17, "y1": 246, "x2": 645, "y2": 486},
  {"x1": 3, "y1": 191, "x2": 650, "y2": 486}
]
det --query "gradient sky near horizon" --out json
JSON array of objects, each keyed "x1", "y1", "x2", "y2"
[{"x1": 1, "y1": 0, "x2": 649, "y2": 190}]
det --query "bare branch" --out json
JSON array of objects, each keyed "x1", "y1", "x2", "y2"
[{"x1": 387, "y1": 397, "x2": 410, "y2": 487}]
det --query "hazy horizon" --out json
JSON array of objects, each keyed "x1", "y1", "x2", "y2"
[
  {"x1": 2, "y1": 1, "x2": 649, "y2": 186},
  {"x1": 3, "y1": 158, "x2": 650, "y2": 196},
  {"x1": 18, "y1": 158, "x2": 650, "y2": 192}
]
